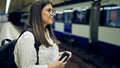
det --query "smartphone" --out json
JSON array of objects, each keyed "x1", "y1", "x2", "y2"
[{"x1": 59, "y1": 52, "x2": 70, "y2": 62}]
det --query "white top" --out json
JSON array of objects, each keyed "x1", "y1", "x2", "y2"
[{"x1": 14, "y1": 31, "x2": 59, "y2": 68}]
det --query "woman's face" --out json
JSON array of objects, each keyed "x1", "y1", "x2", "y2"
[{"x1": 42, "y1": 4, "x2": 55, "y2": 27}]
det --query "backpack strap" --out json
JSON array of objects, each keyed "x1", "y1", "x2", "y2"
[
  {"x1": 24, "y1": 28, "x2": 40, "y2": 65},
  {"x1": 1, "y1": 39, "x2": 12, "y2": 46},
  {"x1": 34, "y1": 39, "x2": 40, "y2": 65}
]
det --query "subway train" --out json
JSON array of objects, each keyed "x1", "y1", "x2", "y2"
[{"x1": 53, "y1": 0, "x2": 120, "y2": 65}]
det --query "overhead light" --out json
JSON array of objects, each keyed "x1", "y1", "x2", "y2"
[{"x1": 5, "y1": 0, "x2": 11, "y2": 14}]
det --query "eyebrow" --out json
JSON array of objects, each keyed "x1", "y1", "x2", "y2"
[
  {"x1": 46, "y1": 6, "x2": 53, "y2": 9},
  {"x1": 47, "y1": 8, "x2": 53, "y2": 10}
]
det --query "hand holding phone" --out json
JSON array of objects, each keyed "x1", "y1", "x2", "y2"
[{"x1": 59, "y1": 52, "x2": 70, "y2": 62}]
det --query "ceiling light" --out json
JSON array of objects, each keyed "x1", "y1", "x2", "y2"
[{"x1": 5, "y1": 0, "x2": 11, "y2": 14}]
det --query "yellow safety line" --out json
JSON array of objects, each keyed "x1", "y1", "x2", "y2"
[{"x1": 8, "y1": 22, "x2": 20, "y2": 38}]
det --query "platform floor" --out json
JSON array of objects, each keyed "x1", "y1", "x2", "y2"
[{"x1": 0, "y1": 22, "x2": 20, "y2": 46}]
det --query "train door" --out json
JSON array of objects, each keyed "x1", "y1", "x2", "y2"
[{"x1": 63, "y1": 10, "x2": 73, "y2": 33}]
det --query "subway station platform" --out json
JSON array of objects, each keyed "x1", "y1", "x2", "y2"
[
  {"x1": 0, "y1": 22, "x2": 20, "y2": 46},
  {"x1": 0, "y1": 21, "x2": 119, "y2": 68}
]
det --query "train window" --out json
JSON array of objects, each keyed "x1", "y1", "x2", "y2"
[
  {"x1": 63, "y1": 10, "x2": 73, "y2": 33},
  {"x1": 54, "y1": 11, "x2": 64, "y2": 22},
  {"x1": 20, "y1": 13, "x2": 29, "y2": 25},
  {"x1": 106, "y1": 8, "x2": 120, "y2": 27},
  {"x1": 100, "y1": 5, "x2": 120, "y2": 28},
  {"x1": 72, "y1": 8, "x2": 90, "y2": 25},
  {"x1": 63, "y1": 10, "x2": 73, "y2": 24}
]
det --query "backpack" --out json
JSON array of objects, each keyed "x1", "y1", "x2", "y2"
[{"x1": 0, "y1": 28, "x2": 40, "y2": 68}]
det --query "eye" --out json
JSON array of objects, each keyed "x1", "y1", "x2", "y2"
[
  {"x1": 47, "y1": 8, "x2": 56, "y2": 15},
  {"x1": 47, "y1": 9, "x2": 52, "y2": 12}
]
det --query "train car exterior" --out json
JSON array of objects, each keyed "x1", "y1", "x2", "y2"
[{"x1": 53, "y1": 0, "x2": 120, "y2": 64}]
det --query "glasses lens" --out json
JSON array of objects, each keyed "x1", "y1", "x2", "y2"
[
  {"x1": 48, "y1": 9, "x2": 56, "y2": 15},
  {"x1": 53, "y1": 10, "x2": 56, "y2": 15}
]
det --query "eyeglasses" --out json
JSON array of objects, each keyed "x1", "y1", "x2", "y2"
[{"x1": 47, "y1": 9, "x2": 56, "y2": 15}]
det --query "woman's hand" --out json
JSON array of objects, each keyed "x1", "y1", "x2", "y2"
[
  {"x1": 48, "y1": 56, "x2": 67, "y2": 68},
  {"x1": 65, "y1": 51, "x2": 72, "y2": 60},
  {"x1": 48, "y1": 51, "x2": 72, "y2": 68}
]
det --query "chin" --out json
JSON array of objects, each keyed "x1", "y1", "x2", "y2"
[
  {"x1": 50, "y1": 21, "x2": 53, "y2": 24},
  {"x1": 50, "y1": 22, "x2": 53, "y2": 24}
]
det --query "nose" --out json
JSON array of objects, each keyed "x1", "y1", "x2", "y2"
[{"x1": 51, "y1": 12, "x2": 56, "y2": 16}]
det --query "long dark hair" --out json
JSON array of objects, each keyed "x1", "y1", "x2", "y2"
[{"x1": 25, "y1": 0, "x2": 60, "y2": 47}]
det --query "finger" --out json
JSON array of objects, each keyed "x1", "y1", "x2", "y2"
[
  {"x1": 57, "y1": 55, "x2": 61, "y2": 61},
  {"x1": 62, "y1": 61, "x2": 67, "y2": 68},
  {"x1": 59, "y1": 52, "x2": 64, "y2": 56},
  {"x1": 66, "y1": 51, "x2": 72, "y2": 59},
  {"x1": 63, "y1": 61, "x2": 67, "y2": 64},
  {"x1": 66, "y1": 51, "x2": 72, "y2": 55},
  {"x1": 61, "y1": 56, "x2": 67, "y2": 62}
]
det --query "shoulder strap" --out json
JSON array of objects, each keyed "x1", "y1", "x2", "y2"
[
  {"x1": 1, "y1": 39, "x2": 12, "y2": 46},
  {"x1": 21, "y1": 28, "x2": 40, "y2": 65},
  {"x1": 34, "y1": 39, "x2": 40, "y2": 65}
]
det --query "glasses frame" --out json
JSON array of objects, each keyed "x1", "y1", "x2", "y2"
[{"x1": 47, "y1": 9, "x2": 56, "y2": 15}]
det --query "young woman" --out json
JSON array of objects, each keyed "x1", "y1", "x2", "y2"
[{"x1": 14, "y1": 0, "x2": 72, "y2": 68}]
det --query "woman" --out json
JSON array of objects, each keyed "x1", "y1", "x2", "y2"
[{"x1": 14, "y1": 0, "x2": 72, "y2": 68}]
